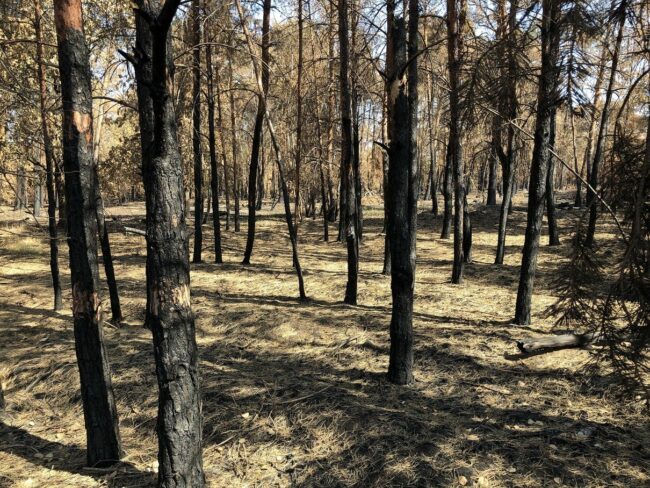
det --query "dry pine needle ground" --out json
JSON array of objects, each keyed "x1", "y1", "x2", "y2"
[{"x1": 0, "y1": 193, "x2": 648, "y2": 487}]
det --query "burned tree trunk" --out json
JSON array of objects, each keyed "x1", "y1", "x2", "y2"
[
  {"x1": 243, "y1": 0, "x2": 271, "y2": 264},
  {"x1": 338, "y1": 0, "x2": 358, "y2": 305},
  {"x1": 132, "y1": 1, "x2": 206, "y2": 485},
  {"x1": 585, "y1": 0, "x2": 626, "y2": 246},
  {"x1": 487, "y1": 118, "x2": 499, "y2": 206},
  {"x1": 494, "y1": 0, "x2": 518, "y2": 265},
  {"x1": 205, "y1": 21, "x2": 222, "y2": 263},
  {"x1": 34, "y1": 0, "x2": 63, "y2": 311},
  {"x1": 95, "y1": 192, "x2": 122, "y2": 323},
  {"x1": 235, "y1": 0, "x2": 306, "y2": 301},
  {"x1": 386, "y1": 0, "x2": 418, "y2": 385},
  {"x1": 228, "y1": 52, "x2": 240, "y2": 233},
  {"x1": 514, "y1": 0, "x2": 561, "y2": 325},
  {"x1": 546, "y1": 110, "x2": 560, "y2": 246},
  {"x1": 191, "y1": 0, "x2": 203, "y2": 263},
  {"x1": 294, "y1": 0, "x2": 304, "y2": 222},
  {"x1": 447, "y1": 0, "x2": 466, "y2": 283},
  {"x1": 440, "y1": 142, "x2": 453, "y2": 239},
  {"x1": 216, "y1": 69, "x2": 231, "y2": 231},
  {"x1": 53, "y1": 0, "x2": 122, "y2": 466},
  {"x1": 463, "y1": 189, "x2": 472, "y2": 263}
]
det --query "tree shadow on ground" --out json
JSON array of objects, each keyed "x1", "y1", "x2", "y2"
[{"x1": 0, "y1": 423, "x2": 153, "y2": 488}]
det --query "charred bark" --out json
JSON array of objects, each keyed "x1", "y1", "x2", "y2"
[
  {"x1": 494, "y1": 0, "x2": 518, "y2": 265},
  {"x1": 53, "y1": 0, "x2": 122, "y2": 466},
  {"x1": 205, "y1": 24, "x2": 222, "y2": 263},
  {"x1": 386, "y1": 0, "x2": 418, "y2": 385},
  {"x1": 95, "y1": 191, "x2": 122, "y2": 323},
  {"x1": 243, "y1": 0, "x2": 271, "y2": 264},
  {"x1": 514, "y1": 0, "x2": 561, "y2": 325},
  {"x1": 132, "y1": 2, "x2": 206, "y2": 485},
  {"x1": 586, "y1": 0, "x2": 626, "y2": 246},
  {"x1": 447, "y1": 0, "x2": 466, "y2": 283},
  {"x1": 440, "y1": 142, "x2": 453, "y2": 239},
  {"x1": 35, "y1": 0, "x2": 63, "y2": 311},
  {"x1": 546, "y1": 110, "x2": 560, "y2": 246},
  {"x1": 338, "y1": 0, "x2": 358, "y2": 305},
  {"x1": 191, "y1": 0, "x2": 203, "y2": 263}
]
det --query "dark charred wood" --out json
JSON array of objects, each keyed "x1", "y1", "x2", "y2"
[{"x1": 54, "y1": 0, "x2": 122, "y2": 466}]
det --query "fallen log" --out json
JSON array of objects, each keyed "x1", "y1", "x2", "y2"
[
  {"x1": 516, "y1": 331, "x2": 601, "y2": 354},
  {"x1": 517, "y1": 331, "x2": 601, "y2": 353},
  {"x1": 122, "y1": 226, "x2": 146, "y2": 237}
]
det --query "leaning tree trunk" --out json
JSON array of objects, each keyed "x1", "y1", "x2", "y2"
[
  {"x1": 132, "y1": 2, "x2": 206, "y2": 485},
  {"x1": 53, "y1": 0, "x2": 122, "y2": 466},
  {"x1": 205, "y1": 21, "x2": 223, "y2": 263},
  {"x1": 585, "y1": 0, "x2": 626, "y2": 247},
  {"x1": 95, "y1": 190, "x2": 122, "y2": 322},
  {"x1": 35, "y1": 0, "x2": 62, "y2": 311},
  {"x1": 243, "y1": 0, "x2": 271, "y2": 264},
  {"x1": 191, "y1": 0, "x2": 203, "y2": 262},
  {"x1": 386, "y1": 0, "x2": 418, "y2": 385},
  {"x1": 338, "y1": 0, "x2": 359, "y2": 305},
  {"x1": 578, "y1": 44, "x2": 607, "y2": 208},
  {"x1": 235, "y1": 0, "x2": 306, "y2": 300},
  {"x1": 514, "y1": 0, "x2": 561, "y2": 325},
  {"x1": 447, "y1": 0, "x2": 466, "y2": 283}
]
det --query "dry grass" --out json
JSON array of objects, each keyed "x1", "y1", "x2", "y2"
[{"x1": 0, "y1": 194, "x2": 648, "y2": 488}]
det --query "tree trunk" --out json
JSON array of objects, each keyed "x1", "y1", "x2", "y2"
[
  {"x1": 191, "y1": 0, "x2": 203, "y2": 263},
  {"x1": 427, "y1": 73, "x2": 440, "y2": 215},
  {"x1": 463, "y1": 189, "x2": 472, "y2": 262},
  {"x1": 440, "y1": 142, "x2": 453, "y2": 238},
  {"x1": 95, "y1": 191, "x2": 122, "y2": 323},
  {"x1": 447, "y1": 0, "x2": 466, "y2": 284},
  {"x1": 228, "y1": 51, "x2": 240, "y2": 232},
  {"x1": 53, "y1": 0, "x2": 122, "y2": 466},
  {"x1": 215, "y1": 69, "x2": 230, "y2": 231},
  {"x1": 381, "y1": 94, "x2": 391, "y2": 275},
  {"x1": 243, "y1": 0, "x2": 270, "y2": 264},
  {"x1": 34, "y1": 170, "x2": 43, "y2": 217},
  {"x1": 294, "y1": 0, "x2": 304, "y2": 223},
  {"x1": 353, "y1": 94, "x2": 363, "y2": 240},
  {"x1": 546, "y1": 110, "x2": 560, "y2": 246},
  {"x1": 514, "y1": 0, "x2": 561, "y2": 325},
  {"x1": 326, "y1": 9, "x2": 337, "y2": 222},
  {"x1": 338, "y1": 0, "x2": 358, "y2": 305},
  {"x1": 386, "y1": 0, "x2": 418, "y2": 385},
  {"x1": 235, "y1": 0, "x2": 306, "y2": 301},
  {"x1": 586, "y1": 0, "x2": 626, "y2": 246},
  {"x1": 133, "y1": 2, "x2": 206, "y2": 485},
  {"x1": 14, "y1": 167, "x2": 26, "y2": 210},
  {"x1": 256, "y1": 144, "x2": 265, "y2": 210},
  {"x1": 578, "y1": 44, "x2": 607, "y2": 208},
  {"x1": 494, "y1": 0, "x2": 518, "y2": 265},
  {"x1": 205, "y1": 20, "x2": 222, "y2": 263},
  {"x1": 35, "y1": 0, "x2": 63, "y2": 311},
  {"x1": 487, "y1": 117, "x2": 499, "y2": 206}
]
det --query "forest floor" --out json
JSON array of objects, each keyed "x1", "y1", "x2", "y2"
[{"x1": 0, "y1": 192, "x2": 648, "y2": 488}]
